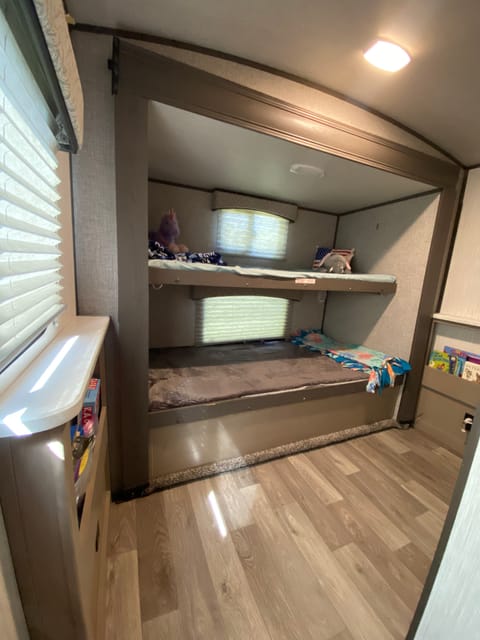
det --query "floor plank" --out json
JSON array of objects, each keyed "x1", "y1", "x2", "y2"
[
  {"x1": 401, "y1": 479, "x2": 449, "y2": 517},
  {"x1": 274, "y1": 457, "x2": 354, "y2": 550},
  {"x1": 163, "y1": 485, "x2": 229, "y2": 640},
  {"x1": 278, "y1": 501, "x2": 396, "y2": 640},
  {"x1": 328, "y1": 499, "x2": 423, "y2": 610},
  {"x1": 136, "y1": 491, "x2": 177, "y2": 622},
  {"x1": 105, "y1": 551, "x2": 142, "y2": 640},
  {"x1": 309, "y1": 448, "x2": 411, "y2": 551},
  {"x1": 324, "y1": 445, "x2": 360, "y2": 476},
  {"x1": 334, "y1": 542, "x2": 412, "y2": 639},
  {"x1": 188, "y1": 479, "x2": 272, "y2": 640},
  {"x1": 142, "y1": 610, "x2": 181, "y2": 640},
  {"x1": 107, "y1": 501, "x2": 137, "y2": 556},
  {"x1": 287, "y1": 453, "x2": 344, "y2": 504},
  {"x1": 241, "y1": 483, "x2": 346, "y2": 640},
  {"x1": 103, "y1": 429, "x2": 461, "y2": 640}
]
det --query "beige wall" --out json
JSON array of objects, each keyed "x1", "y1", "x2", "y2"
[
  {"x1": 429, "y1": 168, "x2": 480, "y2": 356},
  {"x1": 411, "y1": 175, "x2": 480, "y2": 639},
  {"x1": 71, "y1": 32, "x2": 123, "y2": 491},
  {"x1": 149, "y1": 181, "x2": 336, "y2": 347},
  {"x1": 71, "y1": 32, "x2": 118, "y2": 326},
  {"x1": 441, "y1": 168, "x2": 480, "y2": 323},
  {"x1": 323, "y1": 193, "x2": 439, "y2": 361}
]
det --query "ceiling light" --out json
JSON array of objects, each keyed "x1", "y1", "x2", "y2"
[
  {"x1": 363, "y1": 40, "x2": 411, "y2": 72},
  {"x1": 290, "y1": 163, "x2": 325, "y2": 177}
]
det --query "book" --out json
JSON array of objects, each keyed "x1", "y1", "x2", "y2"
[
  {"x1": 81, "y1": 378, "x2": 101, "y2": 435},
  {"x1": 428, "y1": 350, "x2": 450, "y2": 372},
  {"x1": 444, "y1": 345, "x2": 480, "y2": 362},
  {"x1": 444, "y1": 345, "x2": 480, "y2": 376},
  {"x1": 461, "y1": 360, "x2": 480, "y2": 384}
]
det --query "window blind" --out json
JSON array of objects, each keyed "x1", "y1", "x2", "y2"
[
  {"x1": 0, "y1": 10, "x2": 63, "y2": 371},
  {"x1": 216, "y1": 209, "x2": 289, "y2": 259},
  {"x1": 196, "y1": 296, "x2": 291, "y2": 345}
]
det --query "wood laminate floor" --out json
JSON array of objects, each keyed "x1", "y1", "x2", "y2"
[{"x1": 104, "y1": 428, "x2": 461, "y2": 640}]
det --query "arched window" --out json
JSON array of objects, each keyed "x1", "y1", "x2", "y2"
[{"x1": 216, "y1": 209, "x2": 289, "y2": 260}]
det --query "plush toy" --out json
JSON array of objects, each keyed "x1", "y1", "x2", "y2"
[
  {"x1": 319, "y1": 253, "x2": 352, "y2": 274},
  {"x1": 316, "y1": 248, "x2": 355, "y2": 274},
  {"x1": 150, "y1": 208, "x2": 188, "y2": 253}
]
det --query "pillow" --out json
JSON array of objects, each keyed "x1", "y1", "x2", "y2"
[
  {"x1": 291, "y1": 329, "x2": 336, "y2": 352},
  {"x1": 312, "y1": 247, "x2": 355, "y2": 272}
]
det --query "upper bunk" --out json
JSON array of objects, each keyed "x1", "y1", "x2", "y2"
[{"x1": 148, "y1": 260, "x2": 397, "y2": 294}]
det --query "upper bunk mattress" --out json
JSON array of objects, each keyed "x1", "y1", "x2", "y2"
[
  {"x1": 148, "y1": 260, "x2": 397, "y2": 293},
  {"x1": 149, "y1": 259, "x2": 396, "y2": 282},
  {"x1": 149, "y1": 341, "x2": 368, "y2": 411}
]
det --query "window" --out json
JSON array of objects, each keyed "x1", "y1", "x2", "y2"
[
  {"x1": 196, "y1": 296, "x2": 291, "y2": 345},
  {"x1": 216, "y1": 209, "x2": 289, "y2": 259},
  {"x1": 0, "y1": 10, "x2": 63, "y2": 372}
]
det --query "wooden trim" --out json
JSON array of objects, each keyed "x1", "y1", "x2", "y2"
[
  {"x1": 118, "y1": 41, "x2": 460, "y2": 188},
  {"x1": 433, "y1": 313, "x2": 480, "y2": 329},
  {"x1": 340, "y1": 188, "x2": 442, "y2": 216},
  {"x1": 74, "y1": 22, "x2": 464, "y2": 167},
  {"x1": 115, "y1": 92, "x2": 150, "y2": 489},
  {"x1": 398, "y1": 177, "x2": 466, "y2": 423},
  {"x1": 114, "y1": 39, "x2": 462, "y2": 490},
  {"x1": 148, "y1": 178, "x2": 337, "y2": 216},
  {"x1": 148, "y1": 265, "x2": 397, "y2": 294}
]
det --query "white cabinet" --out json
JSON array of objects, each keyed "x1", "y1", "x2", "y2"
[{"x1": 0, "y1": 316, "x2": 110, "y2": 640}]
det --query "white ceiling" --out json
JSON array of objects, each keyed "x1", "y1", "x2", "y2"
[
  {"x1": 149, "y1": 102, "x2": 432, "y2": 213},
  {"x1": 69, "y1": 0, "x2": 480, "y2": 166}
]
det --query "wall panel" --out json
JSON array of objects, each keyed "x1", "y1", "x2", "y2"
[
  {"x1": 323, "y1": 194, "x2": 439, "y2": 360},
  {"x1": 441, "y1": 168, "x2": 480, "y2": 321},
  {"x1": 148, "y1": 181, "x2": 336, "y2": 347}
]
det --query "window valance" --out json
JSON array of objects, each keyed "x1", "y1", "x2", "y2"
[{"x1": 212, "y1": 190, "x2": 298, "y2": 222}]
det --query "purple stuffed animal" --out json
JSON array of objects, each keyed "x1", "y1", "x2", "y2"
[{"x1": 150, "y1": 208, "x2": 188, "y2": 253}]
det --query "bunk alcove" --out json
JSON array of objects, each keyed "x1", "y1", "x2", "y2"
[{"x1": 113, "y1": 39, "x2": 464, "y2": 491}]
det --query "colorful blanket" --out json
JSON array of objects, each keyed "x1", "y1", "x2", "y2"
[
  {"x1": 291, "y1": 329, "x2": 411, "y2": 393},
  {"x1": 148, "y1": 241, "x2": 226, "y2": 265}
]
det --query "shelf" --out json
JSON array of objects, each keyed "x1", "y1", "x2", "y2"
[
  {"x1": 78, "y1": 407, "x2": 108, "y2": 533},
  {"x1": 0, "y1": 315, "x2": 109, "y2": 438},
  {"x1": 433, "y1": 313, "x2": 480, "y2": 329},
  {"x1": 422, "y1": 365, "x2": 480, "y2": 408}
]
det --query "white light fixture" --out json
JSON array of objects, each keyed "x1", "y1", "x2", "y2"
[
  {"x1": 289, "y1": 163, "x2": 325, "y2": 177},
  {"x1": 364, "y1": 40, "x2": 411, "y2": 72}
]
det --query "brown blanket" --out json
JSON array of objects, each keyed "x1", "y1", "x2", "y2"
[{"x1": 149, "y1": 341, "x2": 367, "y2": 410}]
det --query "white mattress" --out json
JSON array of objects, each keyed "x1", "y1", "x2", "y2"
[{"x1": 148, "y1": 260, "x2": 396, "y2": 283}]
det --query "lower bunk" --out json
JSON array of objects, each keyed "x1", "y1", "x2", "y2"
[{"x1": 147, "y1": 340, "x2": 403, "y2": 488}]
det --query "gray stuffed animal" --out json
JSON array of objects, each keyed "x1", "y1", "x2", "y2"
[{"x1": 318, "y1": 253, "x2": 352, "y2": 274}]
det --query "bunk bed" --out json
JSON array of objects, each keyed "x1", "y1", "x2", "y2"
[
  {"x1": 111, "y1": 41, "x2": 462, "y2": 493},
  {"x1": 147, "y1": 260, "x2": 403, "y2": 486},
  {"x1": 148, "y1": 259, "x2": 397, "y2": 293}
]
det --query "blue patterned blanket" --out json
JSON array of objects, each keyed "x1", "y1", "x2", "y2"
[
  {"x1": 148, "y1": 241, "x2": 226, "y2": 265},
  {"x1": 291, "y1": 329, "x2": 411, "y2": 393}
]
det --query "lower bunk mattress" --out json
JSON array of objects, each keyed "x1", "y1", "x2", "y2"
[{"x1": 148, "y1": 341, "x2": 368, "y2": 411}]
